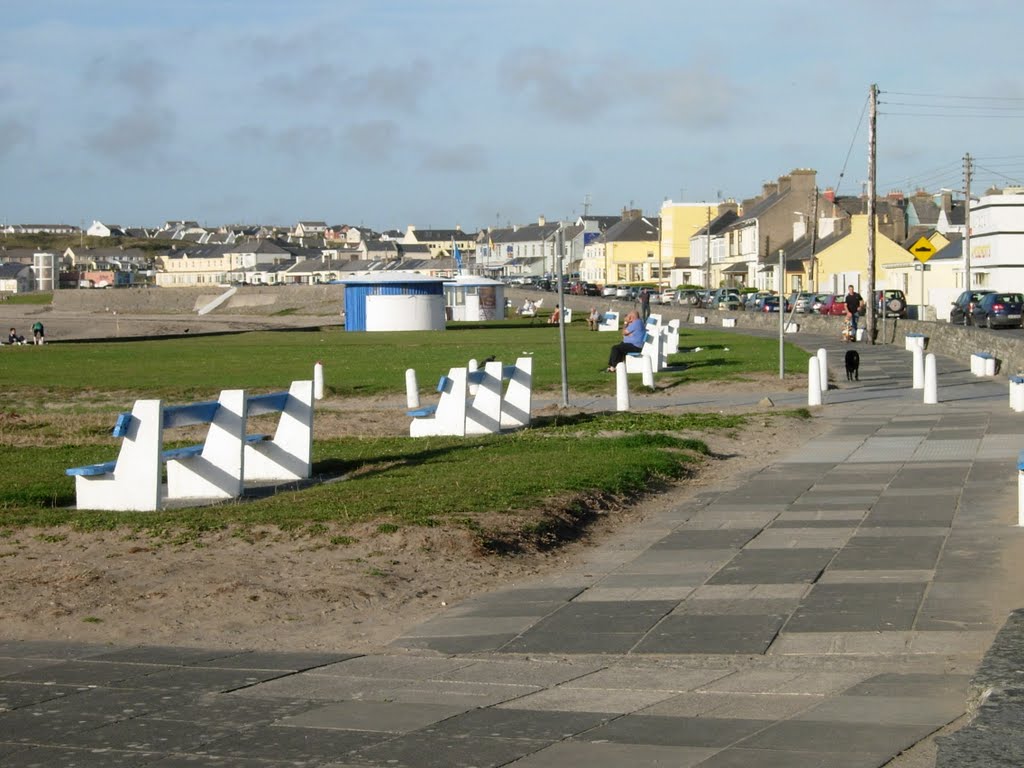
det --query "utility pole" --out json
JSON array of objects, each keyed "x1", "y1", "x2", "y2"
[
  {"x1": 866, "y1": 83, "x2": 878, "y2": 344},
  {"x1": 964, "y1": 153, "x2": 973, "y2": 292},
  {"x1": 705, "y1": 205, "x2": 712, "y2": 291},
  {"x1": 555, "y1": 225, "x2": 569, "y2": 407},
  {"x1": 809, "y1": 188, "x2": 819, "y2": 292}
]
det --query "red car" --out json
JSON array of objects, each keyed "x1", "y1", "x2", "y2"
[{"x1": 818, "y1": 294, "x2": 848, "y2": 316}]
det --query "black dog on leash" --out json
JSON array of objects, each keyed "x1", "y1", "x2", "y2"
[{"x1": 845, "y1": 349, "x2": 860, "y2": 381}]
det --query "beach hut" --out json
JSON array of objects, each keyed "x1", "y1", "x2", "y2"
[
  {"x1": 337, "y1": 273, "x2": 447, "y2": 332},
  {"x1": 444, "y1": 275, "x2": 507, "y2": 321}
]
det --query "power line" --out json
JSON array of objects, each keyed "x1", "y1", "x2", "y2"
[
  {"x1": 879, "y1": 110, "x2": 1024, "y2": 118},
  {"x1": 834, "y1": 93, "x2": 870, "y2": 196},
  {"x1": 973, "y1": 163, "x2": 1024, "y2": 186},
  {"x1": 881, "y1": 101, "x2": 1024, "y2": 112},
  {"x1": 882, "y1": 89, "x2": 1024, "y2": 102}
]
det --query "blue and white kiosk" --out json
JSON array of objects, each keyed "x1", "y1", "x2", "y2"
[
  {"x1": 444, "y1": 275, "x2": 507, "y2": 321},
  {"x1": 337, "y1": 273, "x2": 447, "y2": 332}
]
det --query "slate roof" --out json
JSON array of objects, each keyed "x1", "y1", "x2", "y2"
[
  {"x1": 931, "y1": 234, "x2": 963, "y2": 261},
  {"x1": 600, "y1": 216, "x2": 660, "y2": 243},
  {"x1": 693, "y1": 210, "x2": 739, "y2": 238},
  {"x1": 0, "y1": 262, "x2": 31, "y2": 278},
  {"x1": 409, "y1": 228, "x2": 476, "y2": 242}
]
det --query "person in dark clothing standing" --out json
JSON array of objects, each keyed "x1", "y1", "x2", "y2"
[
  {"x1": 844, "y1": 285, "x2": 864, "y2": 339},
  {"x1": 639, "y1": 288, "x2": 651, "y2": 322}
]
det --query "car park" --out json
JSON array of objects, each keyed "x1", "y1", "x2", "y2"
[
  {"x1": 950, "y1": 289, "x2": 996, "y2": 325},
  {"x1": 969, "y1": 292, "x2": 1024, "y2": 329}
]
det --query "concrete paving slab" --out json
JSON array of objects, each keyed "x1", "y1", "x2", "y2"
[
  {"x1": 109, "y1": 666, "x2": 291, "y2": 694},
  {"x1": 734, "y1": 718, "x2": 938, "y2": 756},
  {"x1": 829, "y1": 535, "x2": 945, "y2": 570},
  {"x1": 746, "y1": 527, "x2": 856, "y2": 549},
  {"x1": 648, "y1": 529, "x2": 760, "y2": 550},
  {"x1": 708, "y1": 548, "x2": 836, "y2": 584},
  {"x1": 784, "y1": 583, "x2": 927, "y2": 632},
  {"x1": 819, "y1": 569, "x2": 935, "y2": 583},
  {"x1": 694, "y1": 746, "x2": 891, "y2": 767},
  {"x1": 277, "y1": 700, "x2": 468, "y2": 733},
  {"x1": 400, "y1": 616, "x2": 540, "y2": 638},
  {"x1": 499, "y1": 740, "x2": 717, "y2": 768},
  {"x1": 633, "y1": 614, "x2": 787, "y2": 655},
  {"x1": 0, "y1": 745, "x2": 161, "y2": 767},
  {"x1": 310, "y1": 655, "x2": 472, "y2": 680},
  {"x1": 419, "y1": 706, "x2": 610, "y2": 741},
  {"x1": 690, "y1": 584, "x2": 810, "y2": 600},
  {"x1": 68, "y1": 716, "x2": 237, "y2": 752},
  {"x1": 561, "y1": 665, "x2": 733, "y2": 693},
  {"x1": 576, "y1": 713, "x2": 772, "y2": 747},
  {"x1": 669, "y1": 598, "x2": 802, "y2": 616},
  {"x1": 199, "y1": 723, "x2": 384, "y2": 763},
  {"x1": 0, "y1": 682, "x2": 87, "y2": 710},
  {"x1": 85, "y1": 646, "x2": 240, "y2": 666},
  {"x1": 574, "y1": 587, "x2": 696, "y2": 602},
  {"x1": 640, "y1": 691, "x2": 819, "y2": 720},
  {"x1": 497, "y1": 685, "x2": 678, "y2": 714},
  {"x1": 793, "y1": 693, "x2": 965, "y2": 726},
  {"x1": 436, "y1": 659, "x2": 603, "y2": 687},
  {"x1": 191, "y1": 651, "x2": 358, "y2": 671}
]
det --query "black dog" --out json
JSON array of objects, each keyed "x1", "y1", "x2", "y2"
[{"x1": 845, "y1": 349, "x2": 860, "y2": 381}]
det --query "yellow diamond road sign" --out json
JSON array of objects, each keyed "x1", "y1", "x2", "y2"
[{"x1": 910, "y1": 236, "x2": 937, "y2": 263}]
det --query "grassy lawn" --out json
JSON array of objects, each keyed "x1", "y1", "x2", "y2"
[{"x1": 0, "y1": 323, "x2": 812, "y2": 541}]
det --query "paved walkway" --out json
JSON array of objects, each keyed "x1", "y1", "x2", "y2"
[{"x1": 2, "y1": 331, "x2": 1023, "y2": 766}]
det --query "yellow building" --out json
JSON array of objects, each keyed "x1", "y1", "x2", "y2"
[
  {"x1": 601, "y1": 213, "x2": 661, "y2": 285},
  {"x1": 659, "y1": 201, "x2": 717, "y2": 284},
  {"x1": 814, "y1": 214, "x2": 901, "y2": 294}
]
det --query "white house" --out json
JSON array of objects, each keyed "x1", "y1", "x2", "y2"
[
  {"x1": 965, "y1": 188, "x2": 1024, "y2": 291},
  {"x1": 0, "y1": 262, "x2": 36, "y2": 293}
]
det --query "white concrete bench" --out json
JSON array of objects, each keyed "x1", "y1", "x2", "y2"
[
  {"x1": 520, "y1": 298, "x2": 543, "y2": 318},
  {"x1": 971, "y1": 352, "x2": 997, "y2": 376},
  {"x1": 66, "y1": 381, "x2": 314, "y2": 511},
  {"x1": 645, "y1": 313, "x2": 663, "y2": 330},
  {"x1": 598, "y1": 311, "x2": 619, "y2": 332},
  {"x1": 563, "y1": 307, "x2": 572, "y2": 324},
  {"x1": 693, "y1": 315, "x2": 707, "y2": 325},
  {"x1": 663, "y1": 319, "x2": 680, "y2": 355},
  {"x1": 408, "y1": 358, "x2": 532, "y2": 436},
  {"x1": 722, "y1": 317, "x2": 736, "y2": 328},
  {"x1": 625, "y1": 331, "x2": 665, "y2": 374}
]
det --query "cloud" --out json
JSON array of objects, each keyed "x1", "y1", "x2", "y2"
[
  {"x1": 83, "y1": 53, "x2": 168, "y2": 100},
  {"x1": 497, "y1": 46, "x2": 741, "y2": 129},
  {"x1": 261, "y1": 63, "x2": 341, "y2": 103},
  {"x1": 345, "y1": 58, "x2": 433, "y2": 113},
  {"x1": 342, "y1": 119, "x2": 402, "y2": 163},
  {"x1": 85, "y1": 109, "x2": 175, "y2": 160},
  {"x1": 0, "y1": 117, "x2": 32, "y2": 157},
  {"x1": 420, "y1": 143, "x2": 486, "y2": 173}
]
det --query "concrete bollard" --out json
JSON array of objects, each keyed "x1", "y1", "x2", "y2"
[
  {"x1": 642, "y1": 355, "x2": 654, "y2": 389},
  {"x1": 1011, "y1": 377, "x2": 1024, "y2": 413},
  {"x1": 616, "y1": 363, "x2": 630, "y2": 411},
  {"x1": 1018, "y1": 451, "x2": 1024, "y2": 527},
  {"x1": 314, "y1": 361, "x2": 324, "y2": 400},
  {"x1": 924, "y1": 353, "x2": 938, "y2": 404},
  {"x1": 808, "y1": 357, "x2": 822, "y2": 406},
  {"x1": 468, "y1": 358, "x2": 479, "y2": 395},
  {"x1": 405, "y1": 368, "x2": 420, "y2": 410},
  {"x1": 816, "y1": 348, "x2": 828, "y2": 392},
  {"x1": 912, "y1": 345, "x2": 924, "y2": 390}
]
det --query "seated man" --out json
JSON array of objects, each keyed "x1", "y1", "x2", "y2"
[
  {"x1": 547, "y1": 306, "x2": 561, "y2": 324},
  {"x1": 587, "y1": 306, "x2": 600, "y2": 331},
  {"x1": 7, "y1": 327, "x2": 25, "y2": 345},
  {"x1": 606, "y1": 311, "x2": 645, "y2": 371}
]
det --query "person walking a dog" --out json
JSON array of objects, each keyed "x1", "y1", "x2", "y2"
[{"x1": 844, "y1": 285, "x2": 864, "y2": 340}]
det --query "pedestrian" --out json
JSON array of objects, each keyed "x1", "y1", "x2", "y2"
[
  {"x1": 547, "y1": 305, "x2": 561, "y2": 325},
  {"x1": 587, "y1": 306, "x2": 600, "y2": 331},
  {"x1": 31, "y1": 320, "x2": 44, "y2": 345},
  {"x1": 639, "y1": 287, "x2": 651, "y2": 322},
  {"x1": 606, "y1": 310, "x2": 645, "y2": 371},
  {"x1": 844, "y1": 285, "x2": 864, "y2": 341},
  {"x1": 7, "y1": 327, "x2": 25, "y2": 345}
]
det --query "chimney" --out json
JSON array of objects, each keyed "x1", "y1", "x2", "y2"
[
  {"x1": 718, "y1": 200, "x2": 738, "y2": 215},
  {"x1": 762, "y1": 182, "x2": 778, "y2": 199},
  {"x1": 777, "y1": 175, "x2": 792, "y2": 194},
  {"x1": 886, "y1": 189, "x2": 905, "y2": 202},
  {"x1": 788, "y1": 168, "x2": 816, "y2": 195},
  {"x1": 823, "y1": 187, "x2": 836, "y2": 203},
  {"x1": 538, "y1": 215, "x2": 546, "y2": 226}
]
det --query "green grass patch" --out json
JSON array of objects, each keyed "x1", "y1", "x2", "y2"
[
  {"x1": 4, "y1": 292, "x2": 52, "y2": 305},
  {"x1": 0, "y1": 324, "x2": 809, "y2": 405}
]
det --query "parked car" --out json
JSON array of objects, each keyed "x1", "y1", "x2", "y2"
[
  {"x1": 818, "y1": 294, "x2": 847, "y2": 316},
  {"x1": 869, "y1": 289, "x2": 908, "y2": 318},
  {"x1": 615, "y1": 285, "x2": 630, "y2": 298},
  {"x1": 969, "y1": 292, "x2": 1024, "y2": 329},
  {"x1": 789, "y1": 292, "x2": 820, "y2": 314},
  {"x1": 755, "y1": 295, "x2": 790, "y2": 312},
  {"x1": 710, "y1": 288, "x2": 741, "y2": 311},
  {"x1": 581, "y1": 282, "x2": 601, "y2": 296},
  {"x1": 743, "y1": 291, "x2": 774, "y2": 311},
  {"x1": 602, "y1": 284, "x2": 618, "y2": 297},
  {"x1": 950, "y1": 289, "x2": 996, "y2": 325},
  {"x1": 675, "y1": 289, "x2": 704, "y2": 307}
]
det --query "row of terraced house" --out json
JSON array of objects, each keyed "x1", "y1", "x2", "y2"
[{"x1": 4, "y1": 168, "x2": 1024, "y2": 320}]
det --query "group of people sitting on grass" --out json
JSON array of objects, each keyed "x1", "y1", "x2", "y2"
[{"x1": 6, "y1": 322, "x2": 44, "y2": 345}]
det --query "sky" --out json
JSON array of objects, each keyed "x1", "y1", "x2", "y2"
[{"x1": 3, "y1": 0, "x2": 1024, "y2": 233}]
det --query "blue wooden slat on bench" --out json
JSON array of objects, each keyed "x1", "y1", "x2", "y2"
[
  {"x1": 406, "y1": 375, "x2": 449, "y2": 418},
  {"x1": 467, "y1": 367, "x2": 516, "y2": 386},
  {"x1": 66, "y1": 434, "x2": 269, "y2": 477},
  {"x1": 247, "y1": 391, "x2": 290, "y2": 416},
  {"x1": 111, "y1": 412, "x2": 134, "y2": 438},
  {"x1": 162, "y1": 400, "x2": 221, "y2": 429}
]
